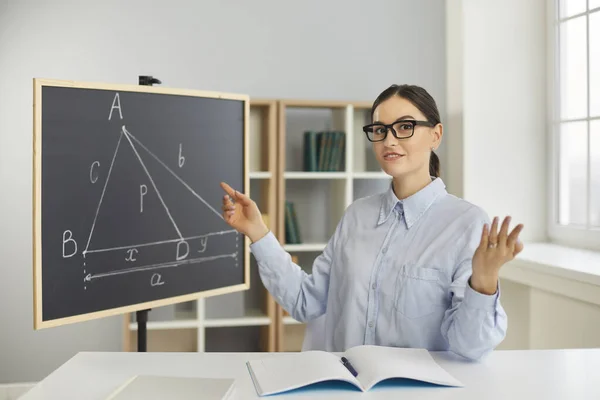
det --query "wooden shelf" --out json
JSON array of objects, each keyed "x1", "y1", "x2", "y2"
[
  {"x1": 250, "y1": 171, "x2": 272, "y2": 179},
  {"x1": 282, "y1": 316, "x2": 303, "y2": 325},
  {"x1": 284, "y1": 172, "x2": 347, "y2": 179},
  {"x1": 283, "y1": 243, "x2": 326, "y2": 252},
  {"x1": 204, "y1": 309, "x2": 271, "y2": 328},
  {"x1": 352, "y1": 171, "x2": 389, "y2": 179},
  {"x1": 129, "y1": 319, "x2": 198, "y2": 331},
  {"x1": 279, "y1": 99, "x2": 371, "y2": 109}
]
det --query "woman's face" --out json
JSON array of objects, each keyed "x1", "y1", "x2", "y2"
[{"x1": 370, "y1": 96, "x2": 442, "y2": 179}]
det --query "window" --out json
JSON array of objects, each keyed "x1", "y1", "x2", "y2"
[{"x1": 549, "y1": 0, "x2": 600, "y2": 250}]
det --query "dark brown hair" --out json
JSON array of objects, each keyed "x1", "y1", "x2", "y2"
[{"x1": 370, "y1": 84, "x2": 441, "y2": 177}]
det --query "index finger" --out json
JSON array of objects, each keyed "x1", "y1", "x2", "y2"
[
  {"x1": 220, "y1": 182, "x2": 236, "y2": 198},
  {"x1": 220, "y1": 182, "x2": 252, "y2": 206}
]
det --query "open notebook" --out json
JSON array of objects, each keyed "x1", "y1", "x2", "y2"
[{"x1": 247, "y1": 345, "x2": 463, "y2": 396}]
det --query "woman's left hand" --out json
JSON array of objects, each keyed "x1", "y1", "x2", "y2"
[{"x1": 470, "y1": 216, "x2": 524, "y2": 295}]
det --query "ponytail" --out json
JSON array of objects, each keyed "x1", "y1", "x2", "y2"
[{"x1": 429, "y1": 151, "x2": 440, "y2": 178}]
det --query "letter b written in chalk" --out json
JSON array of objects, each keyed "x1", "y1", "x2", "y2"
[{"x1": 62, "y1": 230, "x2": 77, "y2": 258}]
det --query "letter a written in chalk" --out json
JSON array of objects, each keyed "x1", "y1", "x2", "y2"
[{"x1": 108, "y1": 93, "x2": 123, "y2": 120}]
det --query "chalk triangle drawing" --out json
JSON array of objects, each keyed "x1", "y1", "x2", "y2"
[
  {"x1": 122, "y1": 125, "x2": 230, "y2": 238},
  {"x1": 82, "y1": 125, "x2": 238, "y2": 282},
  {"x1": 82, "y1": 128, "x2": 183, "y2": 256}
]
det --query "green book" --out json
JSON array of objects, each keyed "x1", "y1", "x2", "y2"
[
  {"x1": 336, "y1": 131, "x2": 346, "y2": 171},
  {"x1": 289, "y1": 202, "x2": 301, "y2": 243},
  {"x1": 309, "y1": 131, "x2": 318, "y2": 172},
  {"x1": 325, "y1": 131, "x2": 335, "y2": 172},
  {"x1": 329, "y1": 131, "x2": 341, "y2": 171},
  {"x1": 323, "y1": 131, "x2": 334, "y2": 171},
  {"x1": 285, "y1": 201, "x2": 295, "y2": 244},
  {"x1": 317, "y1": 132, "x2": 327, "y2": 171},
  {"x1": 303, "y1": 131, "x2": 310, "y2": 171},
  {"x1": 303, "y1": 131, "x2": 318, "y2": 172}
]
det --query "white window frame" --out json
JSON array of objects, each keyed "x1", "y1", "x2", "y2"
[{"x1": 547, "y1": 0, "x2": 600, "y2": 252}]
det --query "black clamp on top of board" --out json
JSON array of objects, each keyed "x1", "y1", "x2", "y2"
[{"x1": 139, "y1": 75, "x2": 161, "y2": 86}]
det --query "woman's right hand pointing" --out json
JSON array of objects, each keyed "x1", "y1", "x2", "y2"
[{"x1": 220, "y1": 182, "x2": 269, "y2": 243}]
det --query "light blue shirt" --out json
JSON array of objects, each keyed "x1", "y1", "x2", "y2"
[{"x1": 250, "y1": 177, "x2": 507, "y2": 360}]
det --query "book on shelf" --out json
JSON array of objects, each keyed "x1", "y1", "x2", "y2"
[
  {"x1": 246, "y1": 345, "x2": 463, "y2": 396},
  {"x1": 303, "y1": 130, "x2": 346, "y2": 172},
  {"x1": 284, "y1": 201, "x2": 301, "y2": 244}
]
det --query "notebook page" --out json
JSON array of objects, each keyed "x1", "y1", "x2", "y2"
[
  {"x1": 344, "y1": 345, "x2": 464, "y2": 391},
  {"x1": 247, "y1": 351, "x2": 361, "y2": 396}
]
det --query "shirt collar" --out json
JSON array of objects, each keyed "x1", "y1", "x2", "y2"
[{"x1": 378, "y1": 177, "x2": 447, "y2": 228}]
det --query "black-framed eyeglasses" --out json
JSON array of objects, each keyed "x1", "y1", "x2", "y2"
[{"x1": 362, "y1": 119, "x2": 435, "y2": 142}]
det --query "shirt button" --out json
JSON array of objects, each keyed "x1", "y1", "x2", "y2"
[
  {"x1": 368, "y1": 321, "x2": 374, "y2": 328},
  {"x1": 382, "y1": 248, "x2": 387, "y2": 254},
  {"x1": 372, "y1": 283, "x2": 377, "y2": 290}
]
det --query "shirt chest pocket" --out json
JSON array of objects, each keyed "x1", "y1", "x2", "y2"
[{"x1": 393, "y1": 264, "x2": 448, "y2": 319}]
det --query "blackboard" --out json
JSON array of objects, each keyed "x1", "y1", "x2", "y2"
[{"x1": 33, "y1": 78, "x2": 249, "y2": 329}]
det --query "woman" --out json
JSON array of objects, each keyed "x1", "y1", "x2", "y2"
[{"x1": 220, "y1": 84, "x2": 524, "y2": 361}]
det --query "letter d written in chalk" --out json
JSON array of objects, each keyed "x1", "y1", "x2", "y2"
[{"x1": 176, "y1": 240, "x2": 189, "y2": 260}]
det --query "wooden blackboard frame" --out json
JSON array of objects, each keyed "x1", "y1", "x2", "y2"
[{"x1": 32, "y1": 78, "x2": 251, "y2": 329}]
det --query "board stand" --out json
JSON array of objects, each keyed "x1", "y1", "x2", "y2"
[
  {"x1": 135, "y1": 309, "x2": 150, "y2": 352},
  {"x1": 134, "y1": 75, "x2": 161, "y2": 352}
]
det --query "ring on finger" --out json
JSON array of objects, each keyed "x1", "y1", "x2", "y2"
[{"x1": 488, "y1": 242, "x2": 498, "y2": 249}]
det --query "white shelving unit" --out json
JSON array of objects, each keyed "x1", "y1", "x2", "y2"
[
  {"x1": 275, "y1": 100, "x2": 392, "y2": 351},
  {"x1": 123, "y1": 99, "x2": 278, "y2": 353}
]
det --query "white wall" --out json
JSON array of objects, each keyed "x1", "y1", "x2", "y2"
[
  {"x1": 446, "y1": 0, "x2": 600, "y2": 353},
  {"x1": 529, "y1": 288, "x2": 600, "y2": 349},
  {"x1": 498, "y1": 254, "x2": 600, "y2": 351},
  {"x1": 444, "y1": 0, "x2": 464, "y2": 197},
  {"x1": 446, "y1": 0, "x2": 547, "y2": 242},
  {"x1": 0, "y1": 0, "x2": 447, "y2": 383},
  {"x1": 445, "y1": 0, "x2": 550, "y2": 348}
]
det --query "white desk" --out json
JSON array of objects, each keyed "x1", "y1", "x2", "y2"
[{"x1": 21, "y1": 349, "x2": 600, "y2": 399}]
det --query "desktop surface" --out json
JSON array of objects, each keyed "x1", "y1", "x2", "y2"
[{"x1": 20, "y1": 348, "x2": 600, "y2": 399}]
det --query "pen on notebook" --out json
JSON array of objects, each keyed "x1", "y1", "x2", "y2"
[{"x1": 341, "y1": 357, "x2": 358, "y2": 377}]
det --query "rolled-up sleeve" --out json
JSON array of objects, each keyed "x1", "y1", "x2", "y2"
[
  {"x1": 250, "y1": 217, "x2": 343, "y2": 322},
  {"x1": 440, "y1": 218, "x2": 508, "y2": 361}
]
